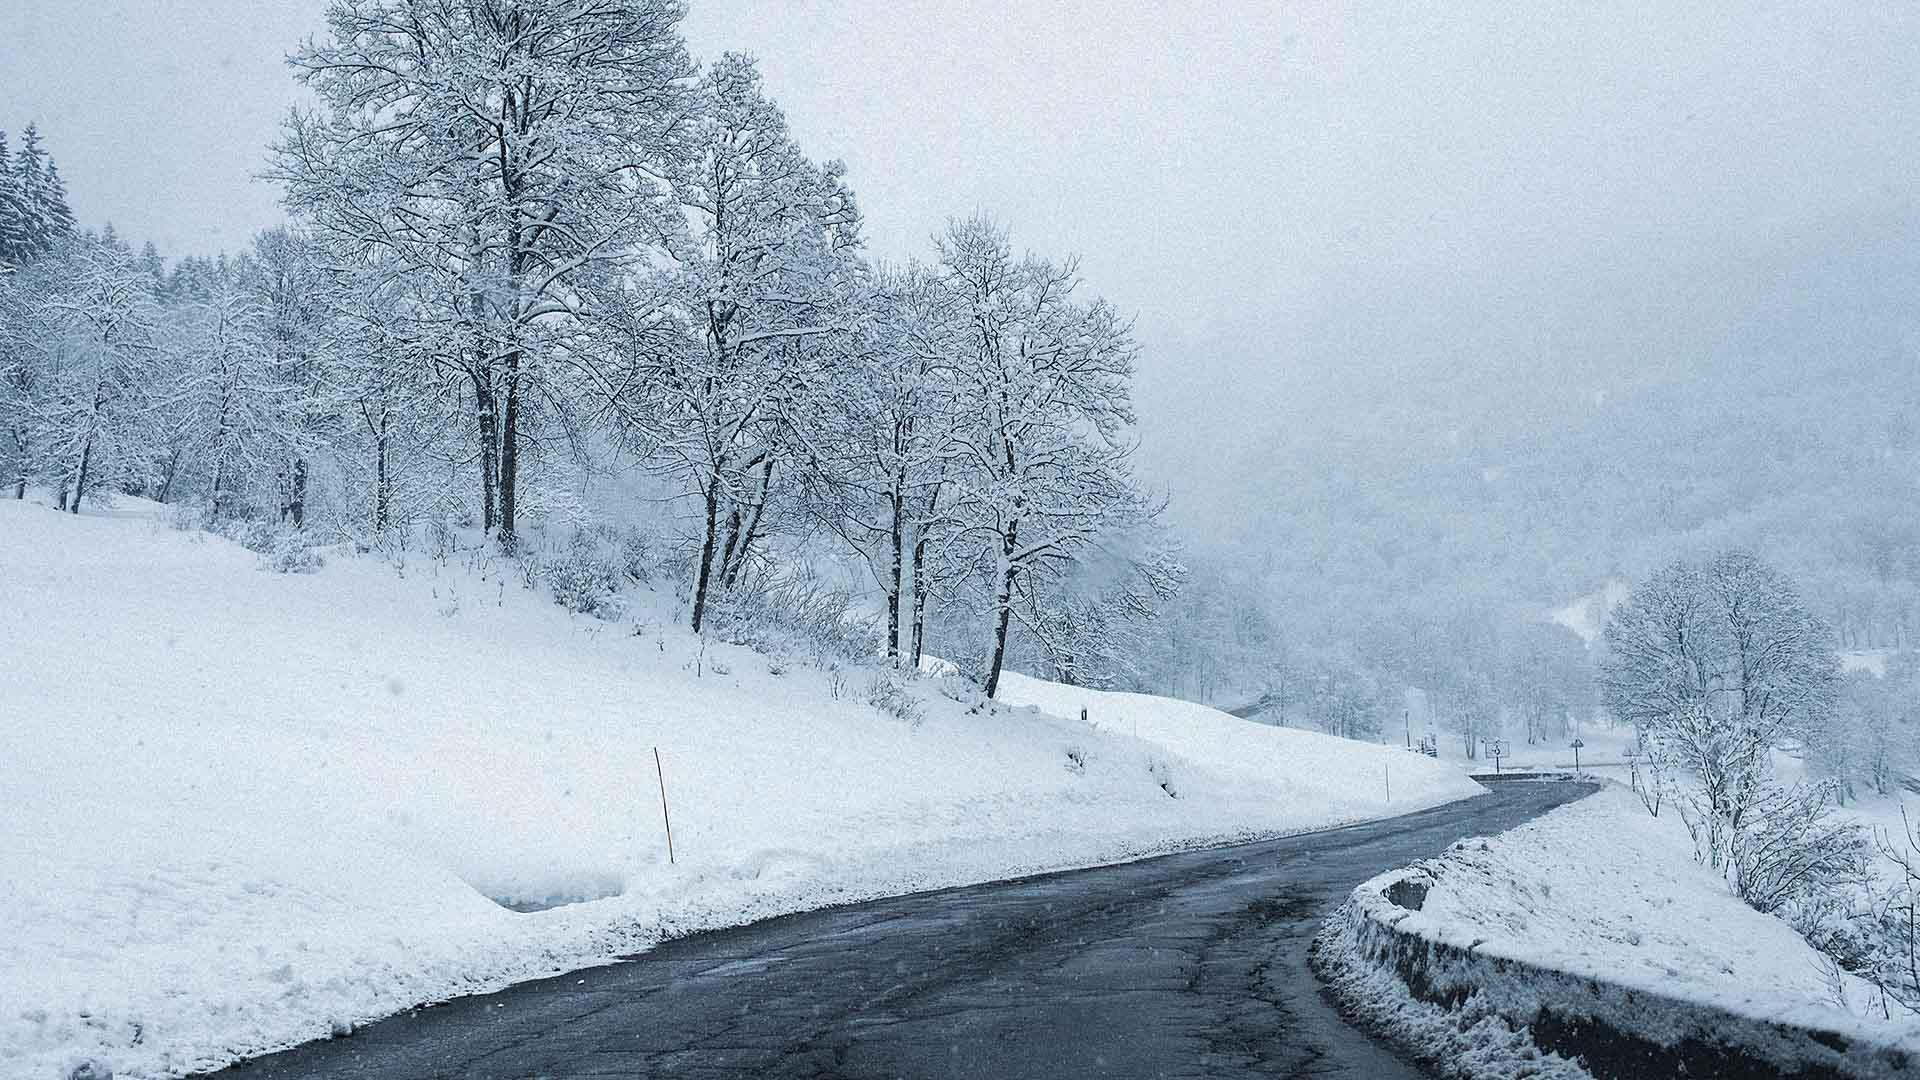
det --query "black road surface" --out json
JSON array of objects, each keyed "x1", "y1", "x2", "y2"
[{"x1": 213, "y1": 782, "x2": 1594, "y2": 1080}]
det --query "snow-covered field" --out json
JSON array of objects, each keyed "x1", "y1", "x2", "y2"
[
  {"x1": 0, "y1": 499, "x2": 1482, "y2": 1080},
  {"x1": 1393, "y1": 784, "x2": 1913, "y2": 1032}
]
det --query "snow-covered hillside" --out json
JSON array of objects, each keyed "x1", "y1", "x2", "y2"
[{"x1": 0, "y1": 500, "x2": 1482, "y2": 1080}]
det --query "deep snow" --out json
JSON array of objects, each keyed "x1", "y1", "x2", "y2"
[
  {"x1": 1392, "y1": 784, "x2": 1918, "y2": 1033},
  {"x1": 0, "y1": 499, "x2": 1482, "y2": 1079}
]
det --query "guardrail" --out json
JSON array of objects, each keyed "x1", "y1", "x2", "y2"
[{"x1": 1323, "y1": 863, "x2": 1917, "y2": 1080}]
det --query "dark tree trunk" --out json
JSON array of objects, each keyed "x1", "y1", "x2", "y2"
[
  {"x1": 885, "y1": 489, "x2": 903, "y2": 661},
  {"x1": 722, "y1": 459, "x2": 773, "y2": 590},
  {"x1": 70, "y1": 437, "x2": 93, "y2": 514},
  {"x1": 690, "y1": 474, "x2": 722, "y2": 634},
  {"x1": 716, "y1": 505, "x2": 744, "y2": 590},
  {"x1": 908, "y1": 485, "x2": 940, "y2": 669},
  {"x1": 473, "y1": 374, "x2": 498, "y2": 534},
  {"x1": 288, "y1": 458, "x2": 308, "y2": 528},
  {"x1": 983, "y1": 564, "x2": 1016, "y2": 699},
  {"x1": 156, "y1": 447, "x2": 181, "y2": 505},
  {"x1": 374, "y1": 415, "x2": 390, "y2": 532},
  {"x1": 982, "y1": 525, "x2": 1019, "y2": 699},
  {"x1": 497, "y1": 351, "x2": 521, "y2": 550}
]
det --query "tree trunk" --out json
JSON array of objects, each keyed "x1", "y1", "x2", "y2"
[
  {"x1": 473, "y1": 374, "x2": 498, "y2": 534},
  {"x1": 289, "y1": 457, "x2": 307, "y2": 528},
  {"x1": 908, "y1": 486, "x2": 940, "y2": 669},
  {"x1": 497, "y1": 350, "x2": 521, "y2": 550},
  {"x1": 885, "y1": 489, "x2": 903, "y2": 661},
  {"x1": 689, "y1": 474, "x2": 722, "y2": 634},
  {"x1": 156, "y1": 447, "x2": 181, "y2": 505},
  {"x1": 723, "y1": 459, "x2": 773, "y2": 590},
  {"x1": 716, "y1": 505, "x2": 744, "y2": 590},
  {"x1": 70, "y1": 436, "x2": 93, "y2": 514},
  {"x1": 982, "y1": 524, "x2": 1020, "y2": 698},
  {"x1": 374, "y1": 414, "x2": 390, "y2": 532},
  {"x1": 983, "y1": 560, "x2": 1017, "y2": 699}
]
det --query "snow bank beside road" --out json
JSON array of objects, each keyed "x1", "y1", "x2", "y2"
[
  {"x1": 1413, "y1": 785, "x2": 1863, "y2": 1020},
  {"x1": 995, "y1": 672, "x2": 1475, "y2": 823},
  {"x1": 1319, "y1": 784, "x2": 1920, "y2": 1079},
  {"x1": 0, "y1": 501, "x2": 1482, "y2": 1080}
]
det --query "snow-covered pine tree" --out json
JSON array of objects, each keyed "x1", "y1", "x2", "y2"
[
  {"x1": 0, "y1": 130, "x2": 25, "y2": 269},
  {"x1": 11, "y1": 125, "x2": 74, "y2": 263}
]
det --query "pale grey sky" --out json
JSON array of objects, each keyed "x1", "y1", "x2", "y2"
[{"x1": 7, "y1": 2, "x2": 1918, "y2": 521}]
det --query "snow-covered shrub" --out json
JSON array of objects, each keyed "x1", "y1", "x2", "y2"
[
  {"x1": 710, "y1": 566, "x2": 877, "y2": 668},
  {"x1": 265, "y1": 537, "x2": 325, "y2": 574},
  {"x1": 542, "y1": 533, "x2": 628, "y2": 621},
  {"x1": 1726, "y1": 782, "x2": 1870, "y2": 915},
  {"x1": 616, "y1": 529, "x2": 658, "y2": 584},
  {"x1": 214, "y1": 518, "x2": 282, "y2": 555},
  {"x1": 424, "y1": 517, "x2": 457, "y2": 561},
  {"x1": 939, "y1": 672, "x2": 982, "y2": 705},
  {"x1": 165, "y1": 503, "x2": 212, "y2": 533},
  {"x1": 865, "y1": 670, "x2": 924, "y2": 724}
]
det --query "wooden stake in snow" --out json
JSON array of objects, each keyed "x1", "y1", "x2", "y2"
[
  {"x1": 1384, "y1": 763, "x2": 1390, "y2": 803},
  {"x1": 653, "y1": 746, "x2": 676, "y2": 865}
]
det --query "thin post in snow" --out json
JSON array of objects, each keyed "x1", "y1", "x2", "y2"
[
  {"x1": 653, "y1": 746, "x2": 676, "y2": 865},
  {"x1": 1384, "y1": 762, "x2": 1390, "y2": 804}
]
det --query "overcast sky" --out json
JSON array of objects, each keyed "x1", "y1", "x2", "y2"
[{"x1": 7, "y1": 2, "x2": 1918, "y2": 525}]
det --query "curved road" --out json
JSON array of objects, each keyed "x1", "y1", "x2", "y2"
[{"x1": 213, "y1": 782, "x2": 1593, "y2": 1080}]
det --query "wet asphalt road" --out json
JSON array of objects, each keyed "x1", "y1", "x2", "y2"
[{"x1": 212, "y1": 782, "x2": 1593, "y2": 1080}]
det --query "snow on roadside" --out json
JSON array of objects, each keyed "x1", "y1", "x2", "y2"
[
  {"x1": 994, "y1": 672, "x2": 1469, "y2": 826},
  {"x1": 0, "y1": 501, "x2": 1483, "y2": 1080},
  {"x1": 1384, "y1": 784, "x2": 1916, "y2": 1034}
]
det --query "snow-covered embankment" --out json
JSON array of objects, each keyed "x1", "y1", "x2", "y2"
[{"x1": 1314, "y1": 784, "x2": 1920, "y2": 1080}]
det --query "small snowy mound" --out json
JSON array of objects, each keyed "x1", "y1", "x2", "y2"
[{"x1": 0, "y1": 500, "x2": 1482, "y2": 1079}]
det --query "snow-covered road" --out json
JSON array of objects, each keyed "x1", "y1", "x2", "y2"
[{"x1": 202, "y1": 783, "x2": 1594, "y2": 1080}]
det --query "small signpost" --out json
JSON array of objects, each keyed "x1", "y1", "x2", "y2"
[
  {"x1": 1490, "y1": 738, "x2": 1508, "y2": 774},
  {"x1": 1570, "y1": 737, "x2": 1585, "y2": 776},
  {"x1": 653, "y1": 746, "x2": 676, "y2": 866}
]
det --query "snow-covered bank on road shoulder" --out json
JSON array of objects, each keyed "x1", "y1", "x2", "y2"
[
  {"x1": 994, "y1": 672, "x2": 1483, "y2": 824},
  {"x1": 0, "y1": 501, "x2": 1483, "y2": 1080},
  {"x1": 1406, "y1": 785, "x2": 1892, "y2": 1027},
  {"x1": 1318, "y1": 783, "x2": 1920, "y2": 1080}
]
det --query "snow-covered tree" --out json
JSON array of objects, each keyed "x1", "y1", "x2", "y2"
[
  {"x1": 935, "y1": 217, "x2": 1155, "y2": 698},
  {"x1": 801, "y1": 261, "x2": 971, "y2": 664},
  {"x1": 1602, "y1": 551, "x2": 1839, "y2": 875},
  {"x1": 274, "y1": 0, "x2": 695, "y2": 546},
  {"x1": 7, "y1": 125, "x2": 75, "y2": 265},
  {"x1": 651, "y1": 53, "x2": 864, "y2": 633},
  {"x1": 26, "y1": 233, "x2": 163, "y2": 511}
]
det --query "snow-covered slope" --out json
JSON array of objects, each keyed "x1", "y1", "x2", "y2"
[
  {"x1": 995, "y1": 672, "x2": 1461, "y2": 822},
  {"x1": 1403, "y1": 785, "x2": 1907, "y2": 1029},
  {"x1": 0, "y1": 500, "x2": 1482, "y2": 1079}
]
